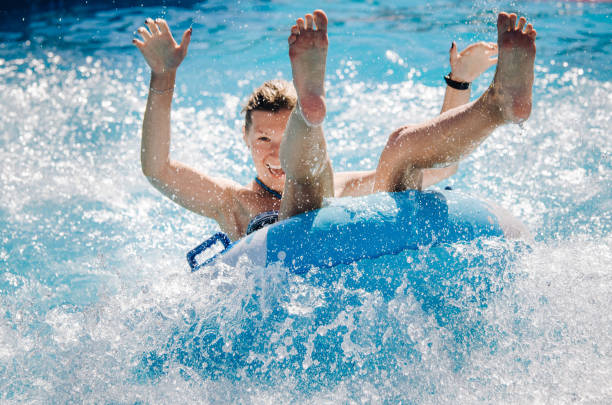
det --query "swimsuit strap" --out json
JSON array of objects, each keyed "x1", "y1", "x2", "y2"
[{"x1": 255, "y1": 177, "x2": 282, "y2": 200}]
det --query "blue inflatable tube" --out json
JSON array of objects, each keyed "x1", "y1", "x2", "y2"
[{"x1": 188, "y1": 189, "x2": 526, "y2": 274}]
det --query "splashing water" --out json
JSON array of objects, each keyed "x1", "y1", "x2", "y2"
[{"x1": 1, "y1": 0, "x2": 611, "y2": 403}]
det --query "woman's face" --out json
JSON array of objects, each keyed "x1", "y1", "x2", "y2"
[{"x1": 243, "y1": 109, "x2": 292, "y2": 193}]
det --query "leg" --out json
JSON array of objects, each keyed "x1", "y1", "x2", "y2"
[
  {"x1": 279, "y1": 10, "x2": 333, "y2": 219},
  {"x1": 375, "y1": 13, "x2": 536, "y2": 192}
]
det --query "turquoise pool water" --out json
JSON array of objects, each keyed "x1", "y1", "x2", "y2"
[{"x1": 1, "y1": 0, "x2": 611, "y2": 402}]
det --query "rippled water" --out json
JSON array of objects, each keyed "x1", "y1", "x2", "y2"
[{"x1": 1, "y1": 0, "x2": 611, "y2": 403}]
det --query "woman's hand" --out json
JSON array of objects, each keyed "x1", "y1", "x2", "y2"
[
  {"x1": 133, "y1": 18, "x2": 192, "y2": 75},
  {"x1": 449, "y1": 41, "x2": 497, "y2": 83}
]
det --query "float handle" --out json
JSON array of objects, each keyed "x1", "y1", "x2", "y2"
[{"x1": 186, "y1": 232, "x2": 231, "y2": 272}]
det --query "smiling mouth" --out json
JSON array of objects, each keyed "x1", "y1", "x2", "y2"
[{"x1": 266, "y1": 163, "x2": 285, "y2": 178}]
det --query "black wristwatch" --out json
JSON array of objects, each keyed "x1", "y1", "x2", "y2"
[{"x1": 444, "y1": 73, "x2": 470, "y2": 90}]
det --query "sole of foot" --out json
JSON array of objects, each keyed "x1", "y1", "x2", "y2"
[
  {"x1": 491, "y1": 12, "x2": 536, "y2": 123},
  {"x1": 288, "y1": 10, "x2": 328, "y2": 127}
]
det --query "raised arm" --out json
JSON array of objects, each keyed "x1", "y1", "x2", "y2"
[
  {"x1": 375, "y1": 12, "x2": 536, "y2": 193},
  {"x1": 422, "y1": 41, "x2": 498, "y2": 188},
  {"x1": 440, "y1": 41, "x2": 498, "y2": 113},
  {"x1": 133, "y1": 19, "x2": 236, "y2": 223}
]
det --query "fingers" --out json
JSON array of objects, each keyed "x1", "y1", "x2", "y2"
[
  {"x1": 488, "y1": 57, "x2": 498, "y2": 67},
  {"x1": 156, "y1": 18, "x2": 172, "y2": 36},
  {"x1": 132, "y1": 38, "x2": 144, "y2": 49},
  {"x1": 135, "y1": 17, "x2": 187, "y2": 49},
  {"x1": 145, "y1": 18, "x2": 161, "y2": 35},
  {"x1": 485, "y1": 42, "x2": 498, "y2": 56},
  {"x1": 138, "y1": 18, "x2": 167, "y2": 43},
  {"x1": 449, "y1": 41, "x2": 458, "y2": 65},
  {"x1": 180, "y1": 27, "x2": 192, "y2": 53},
  {"x1": 463, "y1": 41, "x2": 495, "y2": 54},
  {"x1": 136, "y1": 26, "x2": 151, "y2": 41},
  {"x1": 457, "y1": 41, "x2": 497, "y2": 59}
]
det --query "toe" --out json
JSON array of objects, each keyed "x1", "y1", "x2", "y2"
[
  {"x1": 291, "y1": 24, "x2": 300, "y2": 35},
  {"x1": 313, "y1": 10, "x2": 328, "y2": 31},
  {"x1": 288, "y1": 34, "x2": 297, "y2": 45},
  {"x1": 509, "y1": 14, "x2": 517, "y2": 30},
  {"x1": 517, "y1": 16, "x2": 526, "y2": 31},
  {"x1": 305, "y1": 14, "x2": 314, "y2": 30},
  {"x1": 297, "y1": 18, "x2": 305, "y2": 31},
  {"x1": 497, "y1": 12, "x2": 511, "y2": 34},
  {"x1": 525, "y1": 23, "x2": 533, "y2": 34}
]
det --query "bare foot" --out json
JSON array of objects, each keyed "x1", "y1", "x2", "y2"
[
  {"x1": 490, "y1": 13, "x2": 537, "y2": 123},
  {"x1": 288, "y1": 10, "x2": 328, "y2": 127}
]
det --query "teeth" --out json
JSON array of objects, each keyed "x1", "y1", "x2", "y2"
[{"x1": 267, "y1": 164, "x2": 282, "y2": 170}]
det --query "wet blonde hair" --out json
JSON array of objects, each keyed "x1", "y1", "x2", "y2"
[{"x1": 242, "y1": 79, "x2": 297, "y2": 131}]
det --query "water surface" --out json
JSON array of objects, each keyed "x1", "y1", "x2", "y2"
[{"x1": 1, "y1": 0, "x2": 611, "y2": 403}]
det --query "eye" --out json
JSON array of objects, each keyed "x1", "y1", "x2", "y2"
[{"x1": 257, "y1": 136, "x2": 271, "y2": 142}]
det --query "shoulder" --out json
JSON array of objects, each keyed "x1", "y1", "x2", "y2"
[{"x1": 216, "y1": 179, "x2": 262, "y2": 219}]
